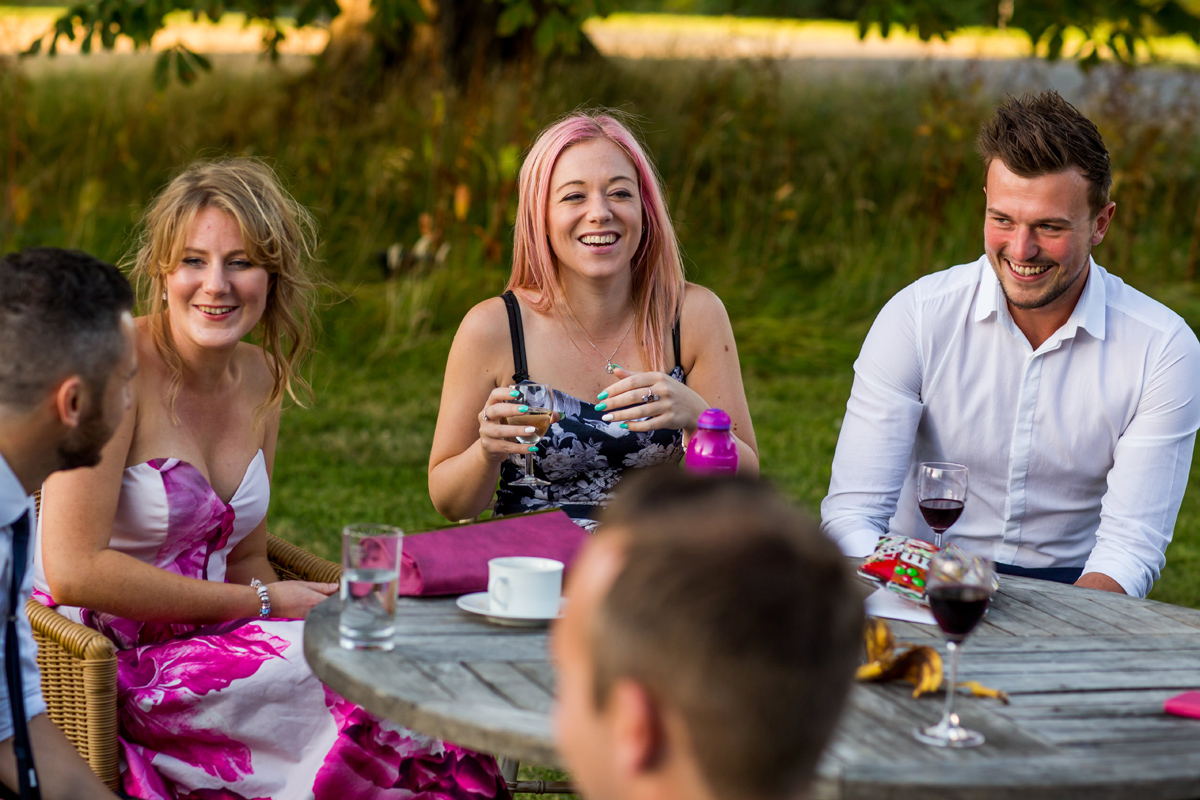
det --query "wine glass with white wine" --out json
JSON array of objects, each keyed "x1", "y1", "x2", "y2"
[{"x1": 506, "y1": 383, "x2": 556, "y2": 487}]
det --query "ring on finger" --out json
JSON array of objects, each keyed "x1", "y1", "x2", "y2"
[{"x1": 641, "y1": 392, "x2": 660, "y2": 403}]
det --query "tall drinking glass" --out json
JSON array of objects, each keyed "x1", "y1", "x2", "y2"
[
  {"x1": 913, "y1": 547, "x2": 994, "y2": 748},
  {"x1": 918, "y1": 461, "x2": 968, "y2": 549},
  {"x1": 339, "y1": 524, "x2": 402, "y2": 651},
  {"x1": 506, "y1": 383, "x2": 556, "y2": 487}
]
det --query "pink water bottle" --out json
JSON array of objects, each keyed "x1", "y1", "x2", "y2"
[{"x1": 685, "y1": 408, "x2": 738, "y2": 475}]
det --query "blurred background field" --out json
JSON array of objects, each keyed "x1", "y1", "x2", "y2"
[{"x1": 6, "y1": 10, "x2": 1200, "y2": 616}]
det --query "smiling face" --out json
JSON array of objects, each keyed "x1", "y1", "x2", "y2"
[
  {"x1": 983, "y1": 160, "x2": 1114, "y2": 322},
  {"x1": 546, "y1": 138, "x2": 644, "y2": 283},
  {"x1": 165, "y1": 206, "x2": 270, "y2": 354}
]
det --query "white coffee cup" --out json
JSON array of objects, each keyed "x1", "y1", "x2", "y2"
[{"x1": 487, "y1": 557, "x2": 564, "y2": 618}]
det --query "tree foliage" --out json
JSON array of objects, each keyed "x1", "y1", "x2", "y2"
[
  {"x1": 23, "y1": 0, "x2": 1200, "y2": 85},
  {"x1": 26, "y1": 0, "x2": 614, "y2": 86},
  {"x1": 857, "y1": 0, "x2": 1200, "y2": 65}
]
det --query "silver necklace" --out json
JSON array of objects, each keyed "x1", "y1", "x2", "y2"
[{"x1": 563, "y1": 310, "x2": 635, "y2": 374}]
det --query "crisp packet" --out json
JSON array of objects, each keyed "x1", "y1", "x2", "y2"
[{"x1": 857, "y1": 535, "x2": 939, "y2": 603}]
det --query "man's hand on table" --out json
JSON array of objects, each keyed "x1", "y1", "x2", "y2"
[{"x1": 1075, "y1": 572, "x2": 1127, "y2": 594}]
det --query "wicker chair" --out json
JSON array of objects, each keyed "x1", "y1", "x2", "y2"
[{"x1": 28, "y1": 533, "x2": 341, "y2": 789}]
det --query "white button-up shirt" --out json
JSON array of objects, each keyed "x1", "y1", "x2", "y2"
[
  {"x1": 0, "y1": 451, "x2": 46, "y2": 740},
  {"x1": 821, "y1": 256, "x2": 1200, "y2": 597}
]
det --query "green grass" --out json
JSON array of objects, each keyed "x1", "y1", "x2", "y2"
[{"x1": 6, "y1": 49, "x2": 1200, "y2": 618}]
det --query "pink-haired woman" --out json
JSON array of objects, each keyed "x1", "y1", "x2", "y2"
[{"x1": 429, "y1": 111, "x2": 758, "y2": 529}]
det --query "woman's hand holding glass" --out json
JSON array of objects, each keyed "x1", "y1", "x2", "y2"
[
  {"x1": 595, "y1": 366, "x2": 709, "y2": 433},
  {"x1": 476, "y1": 385, "x2": 557, "y2": 464}
]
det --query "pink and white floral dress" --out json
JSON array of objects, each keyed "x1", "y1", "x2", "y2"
[{"x1": 33, "y1": 452, "x2": 507, "y2": 800}]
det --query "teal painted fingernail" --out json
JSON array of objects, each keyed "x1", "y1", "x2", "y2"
[
  {"x1": 611, "y1": 365, "x2": 621, "y2": 371},
  {"x1": 528, "y1": 445, "x2": 538, "y2": 452},
  {"x1": 595, "y1": 402, "x2": 607, "y2": 411},
  {"x1": 620, "y1": 422, "x2": 629, "y2": 429},
  {"x1": 597, "y1": 391, "x2": 609, "y2": 400},
  {"x1": 509, "y1": 390, "x2": 520, "y2": 398},
  {"x1": 518, "y1": 405, "x2": 529, "y2": 413}
]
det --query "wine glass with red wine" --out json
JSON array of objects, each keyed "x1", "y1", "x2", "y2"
[
  {"x1": 918, "y1": 462, "x2": 968, "y2": 549},
  {"x1": 913, "y1": 547, "x2": 994, "y2": 748}
]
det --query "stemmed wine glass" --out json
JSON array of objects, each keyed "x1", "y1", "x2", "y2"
[
  {"x1": 918, "y1": 462, "x2": 968, "y2": 549},
  {"x1": 913, "y1": 547, "x2": 995, "y2": 748},
  {"x1": 507, "y1": 383, "x2": 556, "y2": 487}
]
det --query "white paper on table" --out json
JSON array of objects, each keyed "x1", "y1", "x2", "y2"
[{"x1": 864, "y1": 588, "x2": 937, "y2": 626}]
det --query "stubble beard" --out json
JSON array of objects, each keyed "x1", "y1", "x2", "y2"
[
  {"x1": 56, "y1": 393, "x2": 114, "y2": 471},
  {"x1": 994, "y1": 251, "x2": 1089, "y2": 312}
]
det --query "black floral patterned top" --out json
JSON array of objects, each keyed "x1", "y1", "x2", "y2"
[{"x1": 492, "y1": 292, "x2": 685, "y2": 530}]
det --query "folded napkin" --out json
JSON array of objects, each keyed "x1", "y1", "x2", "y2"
[{"x1": 399, "y1": 510, "x2": 588, "y2": 596}]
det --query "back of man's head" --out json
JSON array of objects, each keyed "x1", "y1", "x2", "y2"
[
  {"x1": 593, "y1": 470, "x2": 863, "y2": 800},
  {"x1": 0, "y1": 248, "x2": 134, "y2": 412},
  {"x1": 976, "y1": 90, "x2": 1112, "y2": 215}
]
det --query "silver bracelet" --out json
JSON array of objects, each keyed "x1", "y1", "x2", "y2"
[{"x1": 250, "y1": 578, "x2": 271, "y2": 618}]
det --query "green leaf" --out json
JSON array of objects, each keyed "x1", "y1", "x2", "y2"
[{"x1": 153, "y1": 50, "x2": 171, "y2": 90}]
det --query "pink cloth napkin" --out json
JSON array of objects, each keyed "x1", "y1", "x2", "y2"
[{"x1": 398, "y1": 510, "x2": 588, "y2": 596}]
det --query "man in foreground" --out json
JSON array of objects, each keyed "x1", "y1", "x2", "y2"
[
  {"x1": 0, "y1": 248, "x2": 136, "y2": 799},
  {"x1": 822, "y1": 90, "x2": 1200, "y2": 596},
  {"x1": 553, "y1": 470, "x2": 862, "y2": 800}
]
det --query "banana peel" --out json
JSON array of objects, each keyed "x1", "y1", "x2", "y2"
[{"x1": 856, "y1": 618, "x2": 1007, "y2": 702}]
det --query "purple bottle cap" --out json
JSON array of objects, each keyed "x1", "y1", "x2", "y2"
[{"x1": 696, "y1": 408, "x2": 731, "y2": 431}]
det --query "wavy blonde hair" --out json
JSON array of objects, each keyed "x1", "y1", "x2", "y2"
[
  {"x1": 508, "y1": 111, "x2": 686, "y2": 372},
  {"x1": 128, "y1": 158, "x2": 320, "y2": 419}
]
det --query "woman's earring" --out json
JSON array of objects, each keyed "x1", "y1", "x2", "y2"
[{"x1": 162, "y1": 291, "x2": 167, "y2": 302}]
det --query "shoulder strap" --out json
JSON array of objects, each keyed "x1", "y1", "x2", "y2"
[
  {"x1": 502, "y1": 291, "x2": 530, "y2": 384},
  {"x1": 672, "y1": 313, "x2": 682, "y2": 372}
]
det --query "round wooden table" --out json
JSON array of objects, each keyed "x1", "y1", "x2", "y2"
[{"x1": 304, "y1": 574, "x2": 1200, "y2": 799}]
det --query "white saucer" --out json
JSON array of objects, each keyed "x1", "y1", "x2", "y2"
[{"x1": 456, "y1": 591, "x2": 565, "y2": 627}]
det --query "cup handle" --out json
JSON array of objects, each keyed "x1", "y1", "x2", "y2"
[{"x1": 489, "y1": 576, "x2": 510, "y2": 611}]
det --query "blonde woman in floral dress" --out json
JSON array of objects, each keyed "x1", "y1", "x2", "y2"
[{"x1": 35, "y1": 159, "x2": 507, "y2": 800}]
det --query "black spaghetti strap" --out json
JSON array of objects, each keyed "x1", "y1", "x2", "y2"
[
  {"x1": 672, "y1": 315, "x2": 682, "y2": 372},
  {"x1": 502, "y1": 291, "x2": 530, "y2": 383}
]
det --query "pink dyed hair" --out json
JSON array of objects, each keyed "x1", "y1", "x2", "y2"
[{"x1": 508, "y1": 111, "x2": 686, "y2": 373}]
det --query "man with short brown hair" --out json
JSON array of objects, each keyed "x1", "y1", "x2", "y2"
[
  {"x1": 822, "y1": 90, "x2": 1200, "y2": 597},
  {"x1": 553, "y1": 470, "x2": 862, "y2": 800}
]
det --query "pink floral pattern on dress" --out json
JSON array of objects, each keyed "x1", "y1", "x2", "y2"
[{"x1": 38, "y1": 457, "x2": 507, "y2": 800}]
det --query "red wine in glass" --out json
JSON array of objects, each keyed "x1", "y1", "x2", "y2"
[
  {"x1": 927, "y1": 584, "x2": 990, "y2": 643},
  {"x1": 920, "y1": 499, "x2": 965, "y2": 538},
  {"x1": 917, "y1": 462, "x2": 968, "y2": 548},
  {"x1": 913, "y1": 548, "x2": 994, "y2": 749}
]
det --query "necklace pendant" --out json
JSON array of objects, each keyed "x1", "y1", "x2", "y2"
[{"x1": 606, "y1": 363, "x2": 617, "y2": 374}]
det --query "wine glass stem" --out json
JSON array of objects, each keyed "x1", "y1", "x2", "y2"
[
  {"x1": 934, "y1": 530, "x2": 944, "y2": 549},
  {"x1": 940, "y1": 640, "x2": 961, "y2": 726},
  {"x1": 524, "y1": 451, "x2": 535, "y2": 480}
]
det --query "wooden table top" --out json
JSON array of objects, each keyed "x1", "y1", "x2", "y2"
[{"x1": 304, "y1": 574, "x2": 1200, "y2": 800}]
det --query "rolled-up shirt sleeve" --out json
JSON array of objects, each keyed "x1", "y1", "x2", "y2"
[
  {"x1": 821, "y1": 286, "x2": 926, "y2": 556},
  {"x1": 1083, "y1": 320, "x2": 1200, "y2": 597}
]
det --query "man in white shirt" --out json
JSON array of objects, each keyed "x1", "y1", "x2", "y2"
[
  {"x1": 554, "y1": 470, "x2": 861, "y2": 800},
  {"x1": 0, "y1": 248, "x2": 136, "y2": 799},
  {"x1": 821, "y1": 91, "x2": 1200, "y2": 598}
]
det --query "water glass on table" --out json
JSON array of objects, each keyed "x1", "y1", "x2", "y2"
[
  {"x1": 918, "y1": 461, "x2": 968, "y2": 549},
  {"x1": 339, "y1": 523, "x2": 403, "y2": 651},
  {"x1": 913, "y1": 547, "x2": 995, "y2": 748}
]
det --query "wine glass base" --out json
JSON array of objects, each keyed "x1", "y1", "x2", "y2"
[
  {"x1": 913, "y1": 721, "x2": 985, "y2": 748},
  {"x1": 510, "y1": 476, "x2": 550, "y2": 487}
]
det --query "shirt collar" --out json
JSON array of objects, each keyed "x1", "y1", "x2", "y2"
[
  {"x1": 0, "y1": 451, "x2": 30, "y2": 530},
  {"x1": 973, "y1": 255, "x2": 1107, "y2": 342}
]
